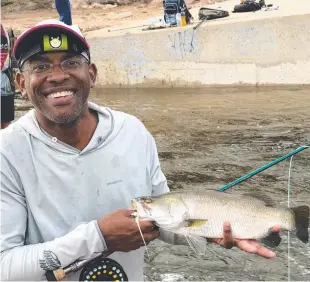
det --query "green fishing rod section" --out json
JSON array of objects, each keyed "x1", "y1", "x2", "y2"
[{"x1": 218, "y1": 144, "x2": 310, "y2": 192}]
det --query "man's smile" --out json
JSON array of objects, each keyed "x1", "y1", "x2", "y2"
[
  {"x1": 46, "y1": 90, "x2": 74, "y2": 99},
  {"x1": 45, "y1": 90, "x2": 75, "y2": 106}
]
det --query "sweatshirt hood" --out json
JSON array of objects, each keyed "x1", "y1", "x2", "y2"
[{"x1": 15, "y1": 102, "x2": 125, "y2": 155}]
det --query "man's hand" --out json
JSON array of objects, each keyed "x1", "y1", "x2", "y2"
[
  {"x1": 208, "y1": 222, "x2": 280, "y2": 259},
  {"x1": 98, "y1": 209, "x2": 159, "y2": 252}
]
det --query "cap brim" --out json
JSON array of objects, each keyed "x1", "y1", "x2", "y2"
[{"x1": 13, "y1": 23, "x2": 90, "y2": 61}]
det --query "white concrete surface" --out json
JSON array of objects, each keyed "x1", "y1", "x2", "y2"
[{"x1": 85, "y1": 0, "x2": 310, "y2": 87}]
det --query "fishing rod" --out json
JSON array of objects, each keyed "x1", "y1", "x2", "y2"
[
  {"x1": 108, "y1": 24, "x2": 148, "y2": 32},
  {"x1": 218, "y1": 144, "x2": 310, "y2": 192},
  {"x1": 193, "y1": 19, "x2": 206, "y2": 30},
  {"x1": 45, "y1": 251, "x2": 107, "y2": 281}
]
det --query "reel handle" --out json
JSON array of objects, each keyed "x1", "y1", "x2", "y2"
[{"x1": 46, "y1": 269, "x2": 66, "y2": 281}]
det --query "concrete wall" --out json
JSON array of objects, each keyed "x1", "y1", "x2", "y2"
[{"x1": 88, "y1": 14, "x2": 310, "y2": 87}]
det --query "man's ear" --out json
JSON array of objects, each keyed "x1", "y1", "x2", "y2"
[
  {"x1": 15, "y1": 71, "x2": 29, "y2": 100},
  {"x1": 89, "y1": 63, "x2": 98, "y2": 88}
]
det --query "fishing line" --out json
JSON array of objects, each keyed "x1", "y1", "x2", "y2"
[
  {"x1": 218, "y1": 144, "x2": 310, "y2": 192},
  {"x1": 287, "y1": 155, "x2": 294, "y2": 282},
  {"x1": 132, "y1": 212, "x2": 150, "y2": 259},
  {"x1": 286, "y1": 146, "x2": 309, "y2": 281}
]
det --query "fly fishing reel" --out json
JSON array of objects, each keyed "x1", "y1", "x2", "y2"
[{"x1": 79, "y1": 257, "x2": 128, "y2": 281}]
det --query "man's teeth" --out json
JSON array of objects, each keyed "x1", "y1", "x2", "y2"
[{"x1": 48, "y1": 91, "x2": 74, "y2": 98}]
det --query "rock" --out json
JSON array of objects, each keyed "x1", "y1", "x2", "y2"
[
  {"x1": 152, "y1": 251, "x2": 227, "y2": 270},
  {"x1": 71, "y1": 0, "x2": 91, "y2": 5},
  {"x1": 116, "y1": 11, "x2": 132, "y2": 18},
  {"x1": 182, "y1": 0, "x2": 196, "y2": 4},
  {"x1": 87, "y1": 3, "x2": 118, "y2": 9},
  {"x1": 107, "y1": 12, "x2": 118, "y2": 19},
  {"x1": 89, "y1": 3, "x2": 106, "y2": 8},
  {"x1": 87, "y1": 0, "x2": 118, "y2": 4},
  {"x1": 81, "y1": 4, "x2": 91, "y2": 8},
  {"x1": 26, "y1": 1, "x2": 38, "y2": 9},
  {"x1": 105, "y1": 4, "x2": 118, "y2": 8},
  {"x1": 71, "y1": 0, "x2": 92, "y2": 8},
  {"x1": 153, "y1": 252, "x2": 188, "y2": 265},
  {"x1": 107, "y1": 11, "x2": 132, "y2": 19}
]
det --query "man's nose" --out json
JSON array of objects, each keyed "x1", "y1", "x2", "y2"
[{"x1": 46, "y1": 65, "x2": 70, "y2": 83}]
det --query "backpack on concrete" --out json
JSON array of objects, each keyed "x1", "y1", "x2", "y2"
[
  {"x1": 163, "y1": 0, "x2": 193, "y2": 25},
  {"x1": 233, "y1": 0, "x2": 264, "y2": 13}
]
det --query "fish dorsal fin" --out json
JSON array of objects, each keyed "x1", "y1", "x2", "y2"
[{"x1": 241, "y1": 192, "x2": 276, "y2": 207}]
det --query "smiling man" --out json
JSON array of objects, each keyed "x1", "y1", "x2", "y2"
[{"x1": 0, "y1": 20, "x2": 278, "y2": 281}]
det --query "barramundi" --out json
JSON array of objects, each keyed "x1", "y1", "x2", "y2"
[{"x1": 132, "y1": 190, "x2": 309, "y2": 254}]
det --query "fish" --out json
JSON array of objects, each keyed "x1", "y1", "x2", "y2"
[{"x1": 131, "y1": 190, "x2": 309, "y2": 254}]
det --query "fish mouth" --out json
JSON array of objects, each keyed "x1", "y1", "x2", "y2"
[
  {"x1": 131, "y1": 200, "x2": 137, "y2": 210},
  {"x1": 131, "y1": 199, "x2": 150, "y2": 218}
]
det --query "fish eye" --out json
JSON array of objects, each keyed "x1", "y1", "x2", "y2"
[{"x1": 145, "y1": 199, "x2": 152, "y2": 204}]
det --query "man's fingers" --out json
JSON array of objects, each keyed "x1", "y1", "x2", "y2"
[
  {"x1": 138, "y1": 219, "x2": 156, "y2": 232},
  {"x1": 235, "y1": 240, "x2": 276, "y2": 258},
  {"x1": 235, "y1": 239, "x2": 258, "y2": 253},
  {"x1": 139, "y1": 230, "x2": 160, "y2": 244},
  {"x1": 120, "y1": 209, "x2": 138, "y2": 217},
  {"x1": 271, "y1": 225, "x2": 281, "y2": 233},
  {"x1": 222, "y1": 221, "x2": 234, "y2": 249},
  {"x1": 252, "y1": 241, "x2": 276, "y2": 258}
]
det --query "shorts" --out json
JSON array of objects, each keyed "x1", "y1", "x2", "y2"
[{"x1": 1, "y1": 94, "x2": 15, "y2": 122}]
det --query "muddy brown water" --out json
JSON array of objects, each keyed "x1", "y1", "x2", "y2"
[{"x1": 15, "y1": 86, "x2": 310, "y2": 281}]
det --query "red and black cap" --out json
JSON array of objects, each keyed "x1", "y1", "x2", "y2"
[{"x1": 13, "y1": 19, "x2": 91, "y2": 68}]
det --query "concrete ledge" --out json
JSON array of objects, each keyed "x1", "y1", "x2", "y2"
[{"x1": 87, "y1": 10, "x2": 310, "y2": 87}]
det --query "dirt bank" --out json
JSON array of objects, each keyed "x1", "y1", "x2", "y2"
[{"x1": 1, "y1": 0, "x2": 224, "y2": 35}]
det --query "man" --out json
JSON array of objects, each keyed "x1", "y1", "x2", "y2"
[
  {"x1": 1, "y1": 23, "x2": 15, "y2": 129},
  {"x1": 55, "y1": 0, "x2": 72, "y2": 25},
  {"x1": 0, "y1": 19, "x2": 278, "y2": 281}
]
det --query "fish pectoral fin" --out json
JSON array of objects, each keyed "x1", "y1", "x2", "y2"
[
  {"x1": 183, "y1": 233, "x2": 208, "y2": 256},
  {"x1": 186, "y1": 219, "x2": 208, "y2": 228},
  {"x1": 260, "y1": 231, "x2": 282, "y2": 247}
]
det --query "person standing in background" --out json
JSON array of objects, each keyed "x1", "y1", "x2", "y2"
[
  {"x1": 1, "y1": 24, "x2": 15, "y2": 129},
  {"x1": 55, "y1": 0, "x2": 72, "y2": 25}
]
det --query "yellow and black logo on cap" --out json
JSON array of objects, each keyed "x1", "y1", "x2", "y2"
[{"x1": 43, "y1": 34, "x2": 68, "y2": 52}]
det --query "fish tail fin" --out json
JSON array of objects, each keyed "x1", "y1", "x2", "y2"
[
  {"x1": 292, "y1": 205, "x2": 309, "y2": 243},
  {"x1": 261, "y1": 231, "x2": 282, "y2": 247}
]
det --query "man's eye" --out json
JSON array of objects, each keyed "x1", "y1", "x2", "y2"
[
  {"x1": 33, "y1": 64, "x2": 50, "y2": 73},
  {"x1": 63, "y1": 60, "x2": 80, "y2": 68}
]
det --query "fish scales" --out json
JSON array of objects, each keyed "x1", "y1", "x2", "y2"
[{"x1": 180, "y1": 191, "x2": 290, "y2": 239}]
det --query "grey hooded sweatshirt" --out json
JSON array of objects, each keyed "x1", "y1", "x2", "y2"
[{"x1": 0, "y1": 102, "x2": 169, "y2": 281}]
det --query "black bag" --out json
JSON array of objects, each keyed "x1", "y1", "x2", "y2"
[
  {"x1": 163, "y1": 0, "x2": 193, "y2": 25},
  {"x1": 198, "y1": 8, "x2": 229, "y2": 21},
  {"x1": 233, "y1": 0, "x2": 262, "y2": 13}
]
